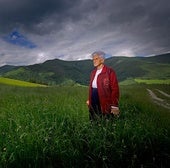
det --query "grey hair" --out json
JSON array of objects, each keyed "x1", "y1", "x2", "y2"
[{"x1": 91, "y1": 51, "x2": 105, "y2": 59}]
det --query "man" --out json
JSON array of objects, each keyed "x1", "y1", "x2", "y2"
[{"x1": 86, "y1": 51, "x2": 120, "y2": 120}]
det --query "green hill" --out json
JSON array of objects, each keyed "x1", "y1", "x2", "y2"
[
  {"x1": 0, "y1": 53, "x2": 169, "y2": 85},
  {"x1": 0, "y1": 77, "x2": 47, "y2": 87},
  {"x1": 139, "y1": 53, "x2": 170, "y2": 64}
]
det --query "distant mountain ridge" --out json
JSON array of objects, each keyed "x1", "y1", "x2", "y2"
[{"x1": 0, "y1": 53, "x2": 170, "y2": 85}]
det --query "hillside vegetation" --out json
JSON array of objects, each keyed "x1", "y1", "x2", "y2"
[{"x1": 0, "y1": 53, "x2": 169, "y2": 85}]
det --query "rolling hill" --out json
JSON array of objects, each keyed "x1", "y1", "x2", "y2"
[
  {"x1": 0, "y1": 77, "x2": 47, "y2": 87},
  {"x1": 0, "y1": 53, "x2": 170, "y2": 85}
]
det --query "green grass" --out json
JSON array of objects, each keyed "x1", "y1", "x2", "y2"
[
  {"x1": 0, "y1": 84, "x2": 170, "y2": 167},
  {"x1": 120, "y1": 78, "x2": 170, "y2": 85},
  {"x1": 0, "y1": 77, "x2": 47, "y2": 87},
  {"x1": 119, "y1": 78, "x2": 136, "y2": 85},
  {"x1": 135, "y1": 78, "x2": 170, "y2": 84}
]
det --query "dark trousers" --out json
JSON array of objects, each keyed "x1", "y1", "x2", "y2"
[
  {"x1": 89, "y1": 88, "x2": 115, "y2": 121},
  {"x1": 89, "y1": 88, "x2": 102, "y2": 121}
]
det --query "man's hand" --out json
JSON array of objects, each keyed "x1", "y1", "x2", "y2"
[
  {"x1": 110, "y1": 106, "x2": 120, "y2": 115},
  {"x1": 86, "y1": 100, "x2": 89, "y2": 106}
]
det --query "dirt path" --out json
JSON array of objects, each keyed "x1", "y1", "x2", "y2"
[
  {"x1": 156, "y1": 89, "x2": 170, "y2": 98},
  {"x1": 147, "y1": 89, "x2": 170, "y2": 110}
]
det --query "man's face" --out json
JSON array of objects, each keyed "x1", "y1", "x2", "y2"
[{"x1": 92, "y1": 55, "x2": 104, "y2": 67}]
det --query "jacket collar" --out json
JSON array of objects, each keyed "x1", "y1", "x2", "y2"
[{"x1": 94, "y1": 65, "x2": 107, "y2": 74}]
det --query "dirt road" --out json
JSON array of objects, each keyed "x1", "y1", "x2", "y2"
[{"x1": 147, "y1": 89, "x2": 170, "y2": 110}]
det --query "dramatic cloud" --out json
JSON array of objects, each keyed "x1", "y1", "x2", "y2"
[{"x1": 0, "y1": 0, "x2": 170, "y2": 66}]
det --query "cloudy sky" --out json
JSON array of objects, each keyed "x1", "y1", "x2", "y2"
[{"x1": 0, "y1": 0, "x2": 170, "y2": 66}]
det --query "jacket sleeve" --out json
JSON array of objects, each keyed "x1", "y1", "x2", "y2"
[{"x1": 110, "y1": 69, "x2": 119, "y2": 107}]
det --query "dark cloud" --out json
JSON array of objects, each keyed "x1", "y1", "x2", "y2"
[
  {"x1": 0, "y1": 0, "x2": 170, "y2": 66},
  {"x1": 0, "y1": 0, "x2": 79, "y2": 33}
]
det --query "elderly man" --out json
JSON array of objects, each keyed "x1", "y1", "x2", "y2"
[{"x1": 86, "y1": 51, "x2": 120, "y2": 120}]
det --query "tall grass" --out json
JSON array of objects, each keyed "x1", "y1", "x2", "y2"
[{"x1": 0, "y1": 84, "x2": 170, "y2": 167}]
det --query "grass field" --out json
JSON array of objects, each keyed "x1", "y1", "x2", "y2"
[
  {"x1": 135, "y1": 78, "x2": 170, "y2": 85},
  {"x1": 120, "y1": 78, "x2": 170, "y2": 85},
  {"x1": 0, "y1": 77, "x2": 47, "y2": 87},
  {"x1": 0, "y1": 83, "x2": 170, "y2": 168}
]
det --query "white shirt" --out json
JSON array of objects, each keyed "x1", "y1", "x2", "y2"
[{"x1": 92, "y1": 68, "x2": 103, "y2": 88}]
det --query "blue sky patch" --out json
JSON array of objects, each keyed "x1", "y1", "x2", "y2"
[{"x1": 2, "y1": 30, "x2": 37, "y2": 49}]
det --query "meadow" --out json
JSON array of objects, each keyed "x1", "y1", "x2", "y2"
[
  {"x1": 135, "y1": 78, "x2": 170, "y2": 85},
  {"x1": 0, "y1": 83, "x2": 170, "y2": 168},
  {"x1": 0, "y1": 77, "x2": 47, "y2": 87}
]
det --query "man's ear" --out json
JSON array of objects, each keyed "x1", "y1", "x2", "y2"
[{"x1": 101, "y1": 58, "x2": 105, "y2": 63}]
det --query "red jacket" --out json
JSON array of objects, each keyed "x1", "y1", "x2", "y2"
[{"x1": 88, "y1": 65, "x2": 119, "y2": 114}]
